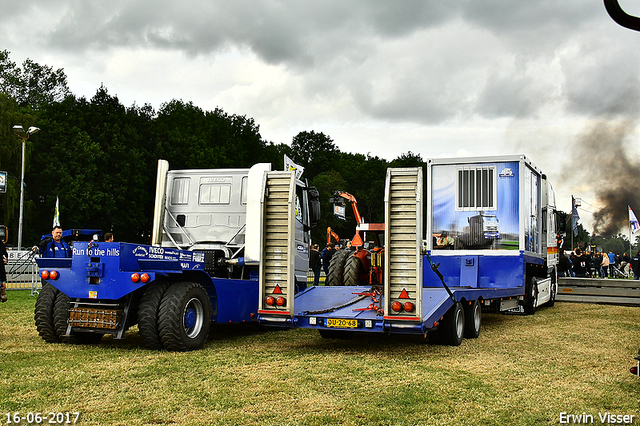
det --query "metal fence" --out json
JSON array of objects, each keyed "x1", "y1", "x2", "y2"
[
  {"x1": 5, "y1": 249, "x2": 40, "y2": 295},
  {"x1": 557, "y1": 277, "x2": 640, "y2": 306}
]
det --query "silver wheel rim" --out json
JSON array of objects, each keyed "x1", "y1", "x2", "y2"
[
  {"x1": 455, "y1": 307, "x2": 464, "y2": 339},
  {"x1": 183, "y1": 297, "x2": 205, "y2": 338}
]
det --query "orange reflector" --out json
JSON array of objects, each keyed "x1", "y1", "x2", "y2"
[
  {"x1": 351, "y1": 233, "x2": 363, "y2": 247},
  {"x1": 41, "y1": 270, "x2": 49, "y2": 280},
  {"x1": 398, "y1": 288, "x2": 410, "y2": 299},
  {"x1": 266, "y1": 296, "x2": 275, "y2": 306},
  {"x1": 49, "y1": 270, "x2": 59, "y2": 280},
  {"x1": 403, "y1": 302, "x2": 414, "y2": 312},
  {"x1": 140, "y1": 273, "x2": 150, "y2": 283},
  {"x1": 131, "y1": 273, "x2": 140, "y2": 283},
  {"x1": 273, "y1": 284, "x2": 283, "y2": 294},
  {"x1": 276, "y1": 297, "x2": 286, "y2": 306},
  {"x1": 391, "y1": 301, "x2": 402, "y2": 312}
]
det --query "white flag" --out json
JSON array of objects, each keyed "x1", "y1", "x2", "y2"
[
  {"x1": 53, "y1": 196, "x2": 60, "y2": 227},
  {"x1": 630, "y1": 206, "x2": 640, "y2": 234},
  {"x1": 284, "y1": 154, "x2": 304, "y2": 179}
]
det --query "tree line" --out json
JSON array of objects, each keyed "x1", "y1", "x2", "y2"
[
  {"x1": 1, "y1": 50, "x2": 634, "y2": 252},
  {"x1": 0, "y1": 50, "x2": 422, "y2": 246}
]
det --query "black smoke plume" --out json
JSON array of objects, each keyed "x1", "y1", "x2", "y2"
[{"x1": 568, "y1": 119, "x2": 640, "y2": 237}]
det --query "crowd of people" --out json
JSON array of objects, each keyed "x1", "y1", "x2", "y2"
[{"x1": 557, "y1": 247, "x2": 640, "y2": 280}]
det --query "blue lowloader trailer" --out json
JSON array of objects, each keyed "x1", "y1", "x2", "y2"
[
  {"x1": 34, "y1": 161, "x2": 320, "y2": 351},
  {"x1": 258, "y1": 155, "x2": 558, "y2": 345}
]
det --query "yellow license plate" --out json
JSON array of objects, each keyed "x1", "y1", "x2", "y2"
[{"x1": 326, "y1": 318, "x2": 358, "y2": 329}]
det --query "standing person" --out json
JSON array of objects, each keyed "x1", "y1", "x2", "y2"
[
  {"x1": 36, "y1": 226, "x2": 71, "y2": 258},
  {"x1": 600, "y1": 251, "x2": 609, "y2": 278},
  {"x1": 557, "y1": 249, "x2": 571, "y2": 277},
  {"x1": 309, "y1": 244, "x2": 322, "y2": 286},
  {"x1": 572, "y1": 248, "x2": 587, "y2": 277},
  {"x1": 584, "y1": 250, "x2": 594, "y2": 277},
  {"x1": 632, "y1": 251, "x2": 640, "y2": 281},
  {"x1": 608, "y1": 251, "x2": 616, "y2": 277},
  {"x1": 104, "y1": 233, "x2": 114, "y2": 242},
  {"x1": 0, "y1": 239, "x2": 7, "y2": 303},
  {"x1": 321, "y1": 243, "x2": 334, "y2": 276}
]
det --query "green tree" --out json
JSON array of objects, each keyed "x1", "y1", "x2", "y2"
[
  {"x1": 0, "y1": 93, "x2": 38, "y2": 245},
  {"x1": 290, "y1": 131, "x2": 339, "y2": 178},
  {"x1": 0, "y1": 50, "x2": 71, "y2": 109}
]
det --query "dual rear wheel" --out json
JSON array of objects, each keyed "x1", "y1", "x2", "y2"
[
  {"x1": 430, "y1": 299, "x2": 482, "y2": 346},
  {"x1": 34, "y1": 283, "x2": 103, "y2": 345},
  {"x1": 138, "y1": 281, "x2": 212, "y2": 351}
]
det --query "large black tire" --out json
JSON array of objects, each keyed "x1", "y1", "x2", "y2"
[
  {"x1": 464, "y1": 300, "x2": 481, "y2": 339},
  {"x1": 524, "y1": 276, "x2": 538, "y2": 315},
  {"x1": 442, "y1": 302, "x2": 465, "y2": 346},
  {"x1": 53, "y1": 291, "x2": 72, "y2": 343},
  {"x1": 138, "y1": 281, "x2": 172, "y2": 350},
  {"x1": 326, "y1": 249, "x2": 351, "y2": 286},
  {"x1": 343, "y1": 255, "x2": 367, "y2": 286},
  {"x1": 158, "y1": 282, "x2": 212, "y2": 351},
  {"x1": 34, "y1": 283, "x2": 60, "y2": 343}
]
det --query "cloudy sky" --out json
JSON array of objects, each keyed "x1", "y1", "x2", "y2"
[{"x1": 4, "y1": 0, "x2": 640, "y2": 235}]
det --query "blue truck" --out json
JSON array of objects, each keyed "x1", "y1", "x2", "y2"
[
  {"x1": 258, "y1": 155, "x2": 558, "y2": 345},
  {"x1": 34, "y1": 160, "x2": 320, "y2": 351}
]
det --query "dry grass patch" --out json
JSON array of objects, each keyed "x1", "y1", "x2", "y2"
[{"x1": 1, "y1": 290, "x2": 640, "y2": 425}]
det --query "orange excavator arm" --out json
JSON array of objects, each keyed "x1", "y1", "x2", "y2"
[
  {"x1": 332, "y1": 191, "x2": 364, "y2": 225},
  {"x1": 327, "y1": 227, "x2": 340, "y2": 245}
]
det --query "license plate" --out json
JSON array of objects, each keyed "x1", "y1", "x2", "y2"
[{"x1": 326, "y1": 318, "x2": 358, "y2": 329}]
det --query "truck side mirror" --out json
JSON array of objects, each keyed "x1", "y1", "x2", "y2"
[{"x1": 306, "y1": 186, "x2": 321, "y2": 227}]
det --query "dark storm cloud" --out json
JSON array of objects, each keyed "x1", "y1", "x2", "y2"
[
  {"x1": 5, "y1": 0, "x2": 640, "y2": 129},
  {"x1": 40, "y1": 2, "x2": 456, "y2": 65}
]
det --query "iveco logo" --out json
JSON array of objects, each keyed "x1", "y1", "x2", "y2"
[{"x1": 499, "y1": 168, "x2": 514, "y2": 177}]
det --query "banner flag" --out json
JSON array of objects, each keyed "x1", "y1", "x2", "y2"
[
  {"x1": 53, "y1": 196, "x2": 60, "y2": 228},
  {"x1": 572, "y1": 203, "x2": 580, "y2": 237},
  {"x1": 630, "y1": 206, "x2": 640, "y2": 234},
  {"x1": 284, "y1": 154, "x2": 304, "y2": 179}
]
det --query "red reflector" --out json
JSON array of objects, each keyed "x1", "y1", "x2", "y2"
[
  {"x1": 273, "y1": 285, "x2": 283, "y2": 294},
  {"x1": 276, "y1": 296, "x2": 286, "y2": 306},
  {"x1": 49, "y1": 270, "x2": 59, "y2": 280},
  {"x1": 140, "y1": 273, "x2": 150, "y2": 283},
  {"x1": 391, "y1": 301, "x2": 402, "y2": 312},
  {"x1": 131, "y1": 273, "x2": 140, "y2": 283},
  {"x1": 41, "y1": 270, "x2": 50, "y2": 280},
  {"x1": 398, "y1": 289, "x2": 410, "y2": 299},
  {"x1": 266, "y1": 296, "x2": 275, "y2": 306},
  {"x1": 403, "y1": 302, "x2": 414, "y2": 312}
]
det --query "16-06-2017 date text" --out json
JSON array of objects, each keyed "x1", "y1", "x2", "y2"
[{"x1": 4, "y1": 412, "x2": 80, "y2": 424}]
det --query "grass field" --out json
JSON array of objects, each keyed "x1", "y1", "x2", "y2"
[{"x1": 1, "y1": 290, "x2": 640, "y2": 426}]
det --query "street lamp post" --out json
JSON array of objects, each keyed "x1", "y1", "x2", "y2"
[{"x1": 12, "y1": 125, "x2": 40, "y2": 249}]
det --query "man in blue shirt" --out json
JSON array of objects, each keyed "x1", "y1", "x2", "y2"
[
  {"x1": 37, "y1": 226, "x2": 71, "y2": 258},
  {"x1": 608, "y1": 251, "x2": 616, "y2": 277}
]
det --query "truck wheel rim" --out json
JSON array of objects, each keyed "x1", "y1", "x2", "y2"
[
  {"x1": 455, "y1": 308, "x2": 464, "y2": 338},
  {"x1": 183, "y1": 297, "x2": 204, "y2": 338},
  {"x1": 473, "y1": 303, "x2": 481, "y2": 332}
]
